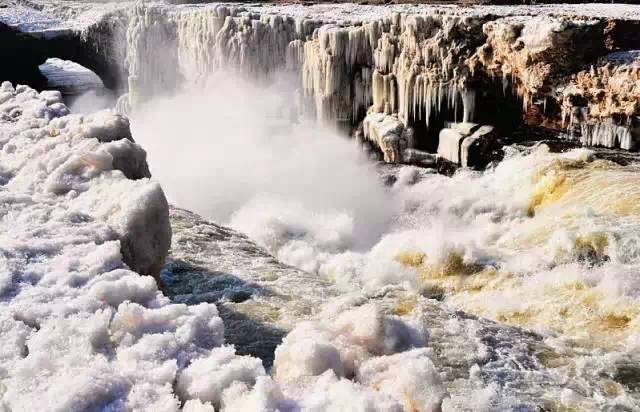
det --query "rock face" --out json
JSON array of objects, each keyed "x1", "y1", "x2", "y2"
[
  {"x1": 3, "y1": 2, "x2": 639, "y2": 156},
  {"x1": 0, "y1": 81, "x2": 170, "y2": 277},
  {"x1": 65, "y1": 3, "x2": 638, "y2": 153}
]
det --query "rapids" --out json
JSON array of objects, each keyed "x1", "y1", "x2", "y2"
[{"x1": 130, "y1": 73, "x2": 640, "y2": 409}]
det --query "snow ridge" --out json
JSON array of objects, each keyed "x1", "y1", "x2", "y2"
[{"x1": 0, "y1": 82, "x2": 265, "y2": 410}]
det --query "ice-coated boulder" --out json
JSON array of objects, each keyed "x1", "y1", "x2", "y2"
[
  {"x1": 362, "y1": 112, "x2": 417, "y2": 163},
  {"x1": 38, "y1": 58, "x2": 104, "y2": 95},
  {"x1": 437, "y1": 127, "x2": 468, "y2": 165},
  {"x1": 0, "y1": 82, "x2": 169, "y2": 277},
  {"x1": 437, "y1": 123, "x2": 499, "y2": 169},
  {"x1": 362, "y1": 112, "x2": 405, "y2": 163}
]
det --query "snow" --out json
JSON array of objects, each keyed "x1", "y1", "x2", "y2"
[
  {"x1": 0, "y1": 83, "x2": 169, "y2": 276},
  {"x1": 242, "y1": 3, "x2": 640, "y2": 22},
  {"x1": 0, "y1": 4, "x2": 65, "y2": 33},
  {"x1": 0, "y1": 82, "x2": 239, "y2": 410},
  {"x1": 0, "y1": 1, "x2": 130, "y2": 34},
  {"x1": 3, "y1": 1, "x2": 640, "y2": 39}
]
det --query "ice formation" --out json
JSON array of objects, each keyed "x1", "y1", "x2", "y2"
[
  {"x1": 0, "y1": 82, "x2": 212, "y2": 409},
  {"x1": 3, "y1": 0, "x2": 640, "y2": 144},
  {"x1": 4, "y1": 1, "x2": 638, "y2": 153},
  {"x1": 38, "y1": 57, "x2": 104, "y2": 95}
]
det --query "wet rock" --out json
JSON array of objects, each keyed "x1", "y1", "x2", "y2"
[
  {"x1": 437, "y1": 123, "x2": 501, "y2": 169},
  {"x1": 461, "y1": 125, "x2": 501, "y2": 169},
  {"x1": 403, "y1": 148, "x2": 437, "y2": 167}
]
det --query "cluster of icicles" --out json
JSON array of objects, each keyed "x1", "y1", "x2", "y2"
[
  {"x1": 118, "y1": 4, "x2": 478, "y2": 127},
  {"x1": 562, "y1": 106, "x2": 635, "y2": 150},
  {"x1": 108, "y1": 3, "x2": 636, "y2": 150}
]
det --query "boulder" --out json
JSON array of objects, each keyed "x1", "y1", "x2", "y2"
[
  {"x1": 437, "y1": 123, "x2": 500, "y2": 169},
  {"x1": 437, "y1": 127, "x2": 468, "y2": 165},
  {"x1": 460, "y1": 125, "x2": 499, "y2": 169},
  {"x1": 403, "y1": 148, "x2": 437, "y2": 167},
  {"x1": 362, "y1": 113, "x2": 404, "y2": 163}
]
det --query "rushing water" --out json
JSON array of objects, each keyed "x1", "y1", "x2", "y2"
[{"x1": 127, "y1": 71, "x2": 640, "y2": 409}]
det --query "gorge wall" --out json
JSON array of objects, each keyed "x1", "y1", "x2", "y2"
[
  {"x1": 64, "y1": 2, "x2": 640, "y2": 158},
  {"x1": 3, "y1": 3, "x2": 639, "y2": 159}
]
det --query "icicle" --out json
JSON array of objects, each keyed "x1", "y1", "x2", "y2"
[{"x1": 462, "y1": 89, "x2": 476, "y2": 123}]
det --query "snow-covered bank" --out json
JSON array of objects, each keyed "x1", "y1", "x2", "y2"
[{"x1": 0, "y1": 82, "x2": 231, "y2": 409}]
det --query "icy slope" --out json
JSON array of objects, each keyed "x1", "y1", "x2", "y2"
[{"x1": 0, "y1": 83, "x2": 262, "y2": 410}]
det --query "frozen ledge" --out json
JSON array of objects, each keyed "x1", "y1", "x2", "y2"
[
  {"x1": 0, "y1": 81, "x2": 170, "y2": 277},
  {"x1": 0, "y1": 82, "x2": 265, "y2": 410}
]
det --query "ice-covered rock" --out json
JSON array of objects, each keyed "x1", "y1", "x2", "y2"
[
  {"x1": 438, "y1": 122, "x2": 498, "y2": 168},
  {"x1": 402, "y1": 148, "x2": 437, "y2": 167},
  {"x1": 38, "y1": 58, "x2": 104, "y2": 95},
  {"x1": 0, "y1": 82, "x2": 167, "y2": 277},
  {"x1": 362, "y1": 112, "x2": 405, "y2": 163},
  {"x1": 0, "y1": 82, "x2": 281, "y2": 410},
  {"x1": 437, "y1": 127, "x2": 467, "y2": 165}
]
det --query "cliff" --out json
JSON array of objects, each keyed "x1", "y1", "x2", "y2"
[{"x1": 2, "y1": 2, "x2": 639, "y2": 157}]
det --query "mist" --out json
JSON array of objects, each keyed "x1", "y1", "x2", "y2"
[
  {"x1": 68, "y1": 89, "x2": 117, "y2": 114},
  {"x1": 130, "y1": 71, "x2": 398, "y2": 264}
]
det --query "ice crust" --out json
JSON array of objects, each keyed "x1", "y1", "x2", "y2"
[
  {"x1": 0, "y1": 82, "x2": 460, "y2": 411},
  {"x1": 0, "y1": 82, "x2": 203, "y2": 410},
  {"x1": 38, "y1": 58, "x2": 104, "y2": 95}
]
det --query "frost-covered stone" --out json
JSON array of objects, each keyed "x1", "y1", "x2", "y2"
[
  {"x1": 438, "y1": 127, "x2": 467, "y2": 165},
  {"x1": 362, "y1": 113, "x2": 405, "y2": 163},
  {"x1": 1, "y1": 84, "x2": 166, "y2": 276},
  {"x1": 438, "y1": 123, "x2": 498, "y2": 168},
  {"x1": 38, "y1": 58, "x2": 104, "y2": 95},
  {"x1": 0, "y1": 83, "x2": 275, "y2": 410}
]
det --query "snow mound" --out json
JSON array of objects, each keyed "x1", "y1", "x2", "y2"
[
  {"x1": 0, "y1": 81, "x2": 165, "y2": 276},
  {"x1": 221, "y1": 303, "x2": 445, "y2": 411},
  {"x1": 0, "y1": 82, "x2": 265, "y2": 410}
]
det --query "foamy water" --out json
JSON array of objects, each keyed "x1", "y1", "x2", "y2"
[{"x1": 131, "y1": 74, "x2": 640, "y2": 409}]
